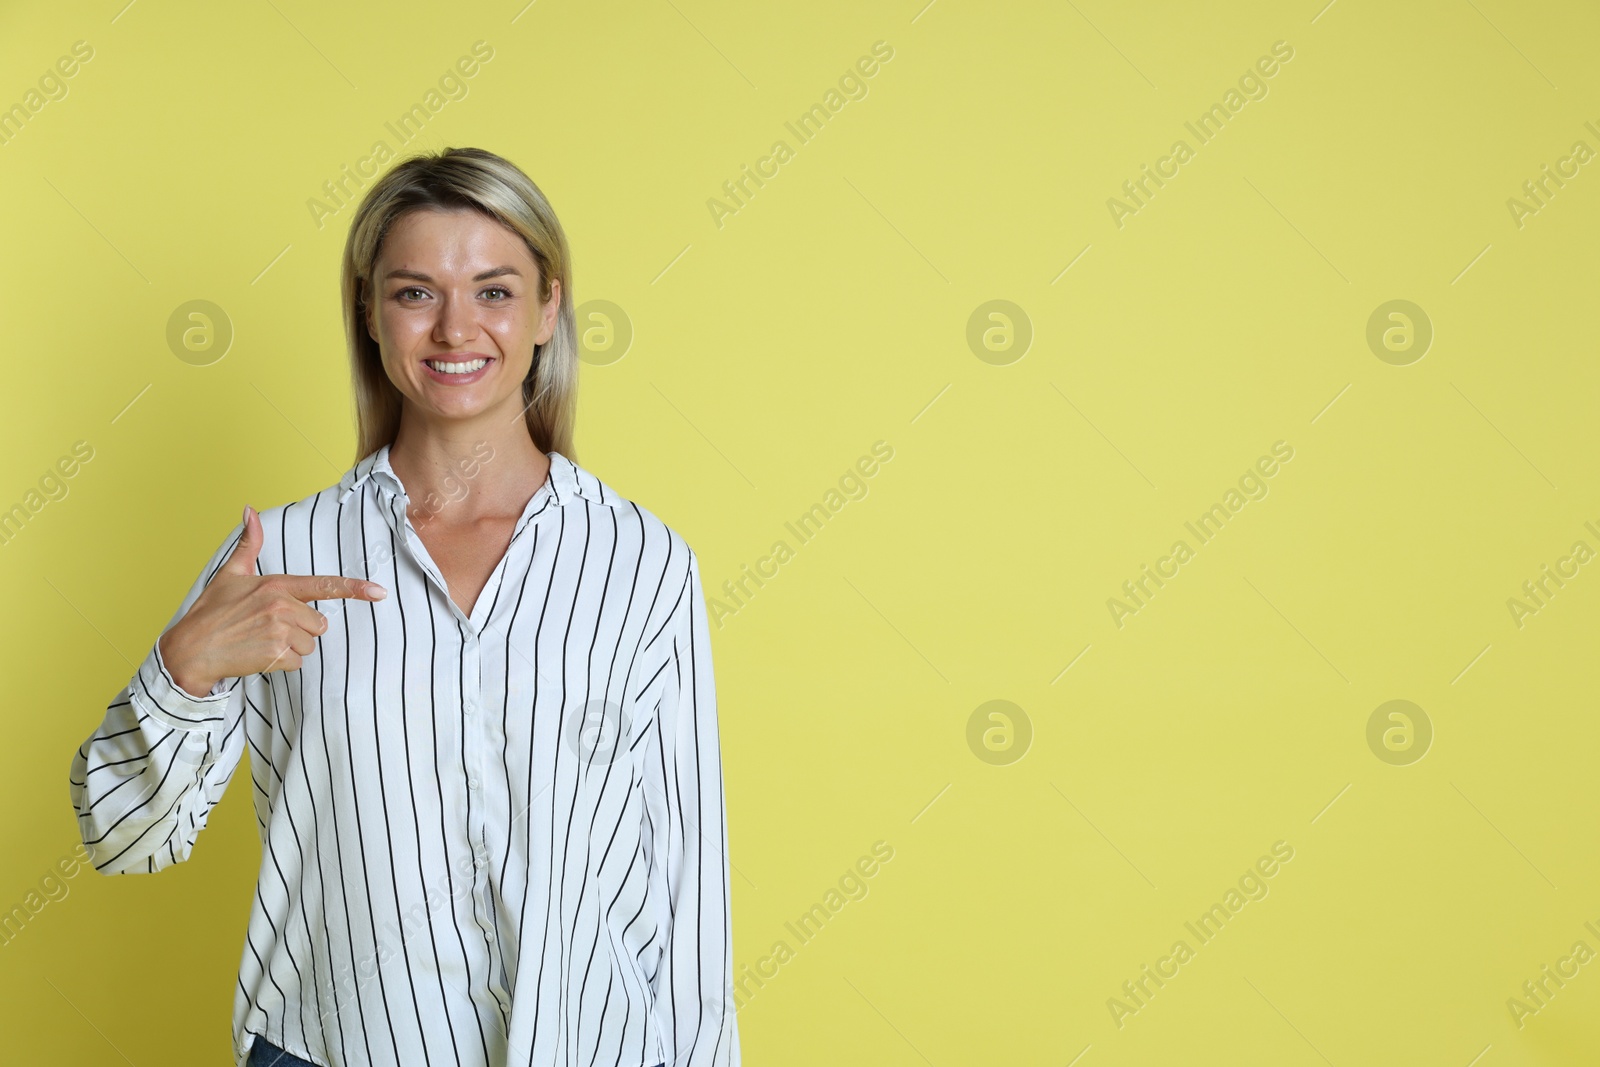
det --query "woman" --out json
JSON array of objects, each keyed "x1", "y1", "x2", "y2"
[{"x1": 69, "y1": 147, "x2": 738, "y2": 1067}]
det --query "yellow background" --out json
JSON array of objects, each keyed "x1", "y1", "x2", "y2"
[{"x1": 3, "y1": 0, "x2": 1597, "y2": 1063}]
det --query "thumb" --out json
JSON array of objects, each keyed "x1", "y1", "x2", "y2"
[{"x1": 219, "y1": 504, "x2": 263, "y2": 575}]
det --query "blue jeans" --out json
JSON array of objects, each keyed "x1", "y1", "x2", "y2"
[
  {"x1": 247, "y1": 1038, "x2": 321, "y2": 1067},
  {"x1": 248, "y1": 1035, "x2": 663, "y2": 1067}
]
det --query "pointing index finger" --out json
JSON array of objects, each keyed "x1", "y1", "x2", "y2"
[{"x1": 279, "y1": 574, "x2": 388, "y2": 602}]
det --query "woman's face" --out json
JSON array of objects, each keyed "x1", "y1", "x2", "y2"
[{"x1": 366, "y1": 207, "x2": 560, "y2": 430}]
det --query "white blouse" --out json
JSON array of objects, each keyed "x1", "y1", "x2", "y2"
[{"x1": 69, "y1": 444, "x2": 739, "y2": 1067}]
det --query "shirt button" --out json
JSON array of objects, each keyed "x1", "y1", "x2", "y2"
[
  {"x1": 474, "y1": 853, "x2": 487, "y2": 870},
  {"x1": 464, "y1": 700, "x2": 475, "y2": 715},
  {"x1": 467, "y1": 777, "x2": 480, "y2": 791}
]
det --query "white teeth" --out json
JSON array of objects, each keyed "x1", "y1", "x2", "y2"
[{"x1": 427, "y1": 358, "x2": 489, "y2": 374}]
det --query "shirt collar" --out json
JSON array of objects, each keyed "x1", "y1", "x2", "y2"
[{"x1": 336, "y1": 442, "x2": 603, "y2": 509}]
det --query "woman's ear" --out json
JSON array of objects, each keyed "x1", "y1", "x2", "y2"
[{"x1": 538, "y1": 277, "x2": 561, "y2": 343}]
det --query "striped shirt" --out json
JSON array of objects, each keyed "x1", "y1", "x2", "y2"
[{"x1": 69, "y1": 444, "x2": 739, "y2": 1067}]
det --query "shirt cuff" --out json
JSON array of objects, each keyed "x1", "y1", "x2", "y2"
[{"x1": 132, "y1": 632, "x2": 241, "y2": 731}]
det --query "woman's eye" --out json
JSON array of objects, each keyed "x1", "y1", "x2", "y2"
[{"x1": 394, "y1": 286, "x2": 511, "y2": 302}]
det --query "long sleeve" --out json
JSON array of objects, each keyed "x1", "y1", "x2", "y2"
[
  {"x1": 68, "y1": 519, "x2": 256, "y2": 875},
  {"x1": 643, "y1": 549, "x2": 740, "y2": 1067}
]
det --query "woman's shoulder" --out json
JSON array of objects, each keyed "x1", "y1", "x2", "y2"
[
  {"x1": 559, "y1": 456, "x2": 699, "y2": 577},
  {"x1": 239, "y1": 478, "x2": 359, "y2": 577}
]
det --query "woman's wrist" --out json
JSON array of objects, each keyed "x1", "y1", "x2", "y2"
[{"x1": 159, "y1": 626, "x2": 221, "y2": 698}]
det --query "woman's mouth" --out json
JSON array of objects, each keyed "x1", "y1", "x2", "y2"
[{"x1": 422, "y1": 356, "x2": 493, "y2": 383}]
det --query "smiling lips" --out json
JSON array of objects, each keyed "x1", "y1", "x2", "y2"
[
  {"x1": 425, "y1": 356, "x2": 491, "y2": 374},
  {"x1": 419, "y1": 354, "x2": 495, "y2": 386}
]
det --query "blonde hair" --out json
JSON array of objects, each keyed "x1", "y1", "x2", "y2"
[{"x1": 341, "y1": 146, "x2": 578, "y2": 465}]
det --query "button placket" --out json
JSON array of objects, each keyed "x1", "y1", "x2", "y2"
[
  {"x1": 395, "y1": 485, "x2": 504, "y2": 992},
  {"x1": 383, "y1": 462, "x2": 541, "y2": 1026},
  {"x1": 389, "y1": 494, "x2": 458, "y2": 624},
  {"x1": 463, "y1": 630, "x2": 485, "y2": 843},
  {"x1": 462, "y1": 626, "x2": 509, "y2": 1017}
]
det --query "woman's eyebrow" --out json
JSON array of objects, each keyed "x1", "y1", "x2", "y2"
[{"x1": 385, "y1": 266, "x2": 523, "y2": 282}]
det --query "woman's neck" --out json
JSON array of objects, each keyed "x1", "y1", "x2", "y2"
[{"x1": 386, "y1": 423, "x2": 552, "y2": 526}]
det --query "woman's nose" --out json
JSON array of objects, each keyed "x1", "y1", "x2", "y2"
[{"x1": 434, "y1": 293, "x2": 478, "y2": 343}]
